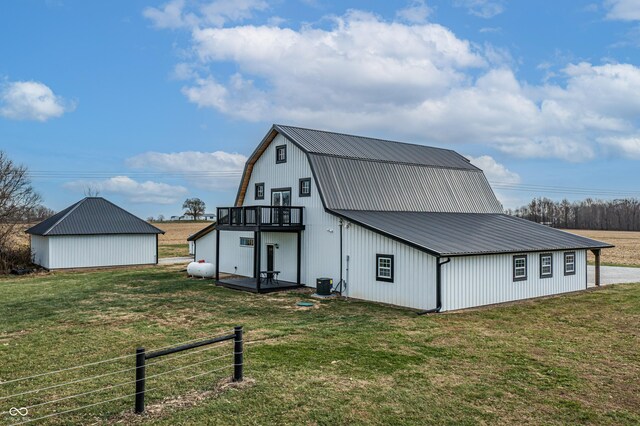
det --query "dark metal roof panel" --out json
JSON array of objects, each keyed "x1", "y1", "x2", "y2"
[
  {"x1": 275, "y1": 124, "x2": 477, "y2": 169},
  {"x1": 26, "y1": 197, "x2": 164, "y2": 236},
  {"x1": 310, "y1": 155, "x2": 503, "y2": 213},
  {"x1": 333, "y1": 210, "x2": 613, "y2": 256},
  {"x1": 187, "y1": 223, "x2": 216, "y2": 241}
]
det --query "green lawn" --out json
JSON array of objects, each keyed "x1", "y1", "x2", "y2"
[
  {"x1": 158, "y1": 244, "x2": 191, "y2": 258},
  {"x1": 1, "y1": 267, "x2": 639, "y2": 425}
]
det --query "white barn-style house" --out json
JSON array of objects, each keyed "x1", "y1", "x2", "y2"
[
  {"x1": 191, "y1": 125, "x2": 611, "y2": 312},
  {"x1": 27, "y1": 197, "x2": 164, "y2": 270}
]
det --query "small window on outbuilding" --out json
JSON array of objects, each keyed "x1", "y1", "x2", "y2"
[
  {"x1": 376, "y1": 254, "x2": 394, "y2": 282},
  {"x1": 240, "y1": 237, "x2": 254, "y2": 247},
  {"x1": 255, "y1": 183, "x2": 265, "y2": 200},
  {"x1": 299, "y1": 178, "x2": 311, "y2": 197},
  {"x1": 276, "y1": 145, "x2": 287, "y2": 163},
  {"x1": 513, "y1": 255, "x2": 527, "y2": 281},
  {"x1": 564, "y1": 252, "x2": 576, "y2": 275},
  {"x1": 540, "y1": 253, "x2": 553, "y2": 278}
]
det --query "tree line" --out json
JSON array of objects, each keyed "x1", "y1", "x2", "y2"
[{"x1": 506, "y1": 197, "x2": 640, "y2": 231}]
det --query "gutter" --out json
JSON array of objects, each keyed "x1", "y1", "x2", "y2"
[{"x1": 418, "y1": 257, "x2": 451, "y2": 315}]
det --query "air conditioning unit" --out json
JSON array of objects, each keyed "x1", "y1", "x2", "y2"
[{"x1": 316, "y1": 278, "x2": 333, "y2": 296}]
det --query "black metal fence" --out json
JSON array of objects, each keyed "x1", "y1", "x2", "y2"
[{"x1": 134, "y1": 326, "x2": 243, "y2": 414}]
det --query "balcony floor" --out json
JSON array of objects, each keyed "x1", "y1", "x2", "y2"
[{"x1": 216, "y1": 276, "x2": 302, "y2": 293}]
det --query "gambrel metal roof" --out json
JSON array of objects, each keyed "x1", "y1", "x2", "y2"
[
  {"x1": 333, "y1": 210, "x2": 613, "y2": 256},
  {"x1": 275, "y1": 125, "x2": 477, "y2": 169},
  {"x1": 235, "y1": 124, "x2": 502, "y2": 213},
  {"x1": 309, "y1": 154, "x2": 502, "y2": 213},
  {"x1": 26, "y1": 197, "x2": 164, "y2": 236}
]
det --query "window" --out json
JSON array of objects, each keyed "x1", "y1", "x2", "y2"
[
  {"x1": 271, "y1": 188, "x2": 292, "y2": 224},
  {"x1": 513, "y1": 255, "x2": 527, "y2": 281},
  {"x1": 299, "y1": 178, "x2": 311, "y2": 197},
  {"x1": 240, "y1": 237, "x2": 254, "y2": 247},
  {"x1": 276, "y1": 145, "x2": 287, "y2": 163},
  {"x1": 540, "y1": 253, "x2": 553, "y2": 278},
  {"x1": 564, "y1": 252, "x2": 576, "y2": 275},
  {"x1": 255, "y1": 183, "x2": 265, "y2": 200},
  {"x1": 376, "y1": 254, "x2": 394, "y2": 282}
]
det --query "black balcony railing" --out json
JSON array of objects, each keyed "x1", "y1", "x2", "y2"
[{"x1": 217, "y1": 206, "x2": 304, "y2": 228}]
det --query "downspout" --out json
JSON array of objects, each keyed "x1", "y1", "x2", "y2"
[
  {"x1": 418, "y1": 257, "x2": 451, "y2": 315},
  {"x1": 338, "y1": 219, "x2": 343, "y2": 295}
]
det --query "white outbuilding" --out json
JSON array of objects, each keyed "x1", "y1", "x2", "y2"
[{"x1": 26, "y1": 197, "x2": 164, "y2": 270}]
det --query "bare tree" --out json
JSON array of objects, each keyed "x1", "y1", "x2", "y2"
[
  {"x1": 182, "y1": 198, "x2": 206, "y2": 220},
  {"x1": 0, "y1": 151, "x2": 42, "y2": 270},
  {"x1": 510, "y1": 196, "x2": 640, "y2": 231},
  {"x1": 157, "y1": 214, "x2": 165, "y2": 222},
  {"x1": 84, "y1": 186, "x2": 100, "y2": 197}
]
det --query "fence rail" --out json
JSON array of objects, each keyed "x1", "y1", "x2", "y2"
[
  {"x1": 1, "y1": 326, "x2": 246, "y2": 424},
  {"x1": 134, "y1": 326, "x2": 243, "y2": 414}
]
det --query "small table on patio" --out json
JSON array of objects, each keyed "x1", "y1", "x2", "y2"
[{"x1": 260, "y1": 270, "x2": 281, "y2": 287}]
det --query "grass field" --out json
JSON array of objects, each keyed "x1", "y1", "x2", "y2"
[
  {"x1": 565, "y1": 230, "x2": 640, "y2": 267},
  {"x1": 154, "y1": 221, "x2": 211, "y2": 258},
  {"x1": 1, "y1": 267, "x2": 638, "y2": 425}
]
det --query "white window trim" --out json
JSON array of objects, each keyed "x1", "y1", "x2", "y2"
[
  {"x1": 376, "y1": 254, "x2": 394, "y2": 282},
  {"x1": 513, "y1": 255, "x2": 527, "y2": 281},
  {"x1": 540, "y1": 253, "x2": 553, "y2": 278},
  {"x1": 564, "y1": 252, "x2": 576, "y2": 275}
]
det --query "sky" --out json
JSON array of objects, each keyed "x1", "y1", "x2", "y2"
[{"x1": 1, "y1": 0, "x2": 640, "y2": 219}]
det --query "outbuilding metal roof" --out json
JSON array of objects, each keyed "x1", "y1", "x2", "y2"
[
  {"x1": 333, "y1": 210, "x2": 613, "y2": 256},
  {"x1": 26, "y1": 197, "x2": 164, "y2": 236},
  {"x1": 187, "y1": 223, "x2": 216, "y2": 241}
]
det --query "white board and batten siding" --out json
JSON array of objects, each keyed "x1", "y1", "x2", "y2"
[
  {"x1": 260, "y1": 232, "x2": 298, "y2": 283},
  {"x1": 45, "y1": 235, "x2": 157, "y2": 269},
  {"x1": 342, "y1": 222, "x2": 438, "y2": 310},
  {"x1": 30, "y1": 235, "x2": 50, "y2": 269},
  {"x1": 243, "y1": 134, "x2": 341, "y2": 285},
  {"x1": 442, "y1": 250, "x2": 587, "y2": 311},
  {"x1": 197, "y1": 230, "x2": 254, "y2": 277}
]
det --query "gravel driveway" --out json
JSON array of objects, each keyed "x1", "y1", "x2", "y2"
[
  {"x1": 158, "y1": 256, "x2": 194, "y2": 265},
  {"x1": 587, "y1": 265, "x2": 640, "y2": 287}
]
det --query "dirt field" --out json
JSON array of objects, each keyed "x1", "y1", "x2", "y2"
[
  {"x1": 6, "y1": 223, "x2": 32, "y2": 248},
  {"x1": 10, "y1": 222, "x2": 639, "y2": 265},
  {"x1": 153, "y1": 221, "x2": 213, "y2": 245},
  {"x1": 564, "y1": 229, "x2": 640, "y2": 267}
]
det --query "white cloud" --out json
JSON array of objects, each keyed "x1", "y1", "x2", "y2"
[
  {"x1": 599, "y1": 135, "x2": 640, "y2": 158},
  {"x1": 126, "y1": 150, "x2": 247, "y2": 190},
  {"x1": 396, "y1": 0, "x2": 432, "y2": 24},
  {"x1": 479, "y1": 26, "x2": 501, "y2": 33},
  {"x1": 454, "y1": 0, "x2": 506, "y2": 18},
  {"x1": 200, "y1": 0, "x2": 268, "y2": 27},
  {"x1": 605, "y1": 0, "x2": 640, "y2": 21},
  {"x1": 149, "y1": 8, "x2": 640, "y2": 162},
  {"x1": 143, "y1": 0, "x2": 267, "y2": 29},
  {"x1": 466, "y1": 155, "x2": 522, "y2": 209},
  {"x1": 64, "y1": 176, "x2": 188, "y2": 204},
  {"x1": 0, "y1": 80, "x2": 74, "y2": 121},
  {"x1": 466, "y1": 155, "x2": 520, "y2": 184},
  {"x1": 143, "y1": 0, "x2": 196, "y2": 29}
]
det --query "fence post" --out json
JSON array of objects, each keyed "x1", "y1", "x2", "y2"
[
  {"x1": 135, "y1": 347, "x2": 146, "y2": 414},
  {"x1": 233, "y1": 326, "x2": 243, "y2": 382}
]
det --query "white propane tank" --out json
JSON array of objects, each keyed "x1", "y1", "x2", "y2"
[{"x1": 187, "y1": 261, "x2": 215, "y2": 278}]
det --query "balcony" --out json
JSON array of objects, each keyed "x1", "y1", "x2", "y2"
[{"x1": 216, "y1": 205, "x2": 305, "y2": 231}]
